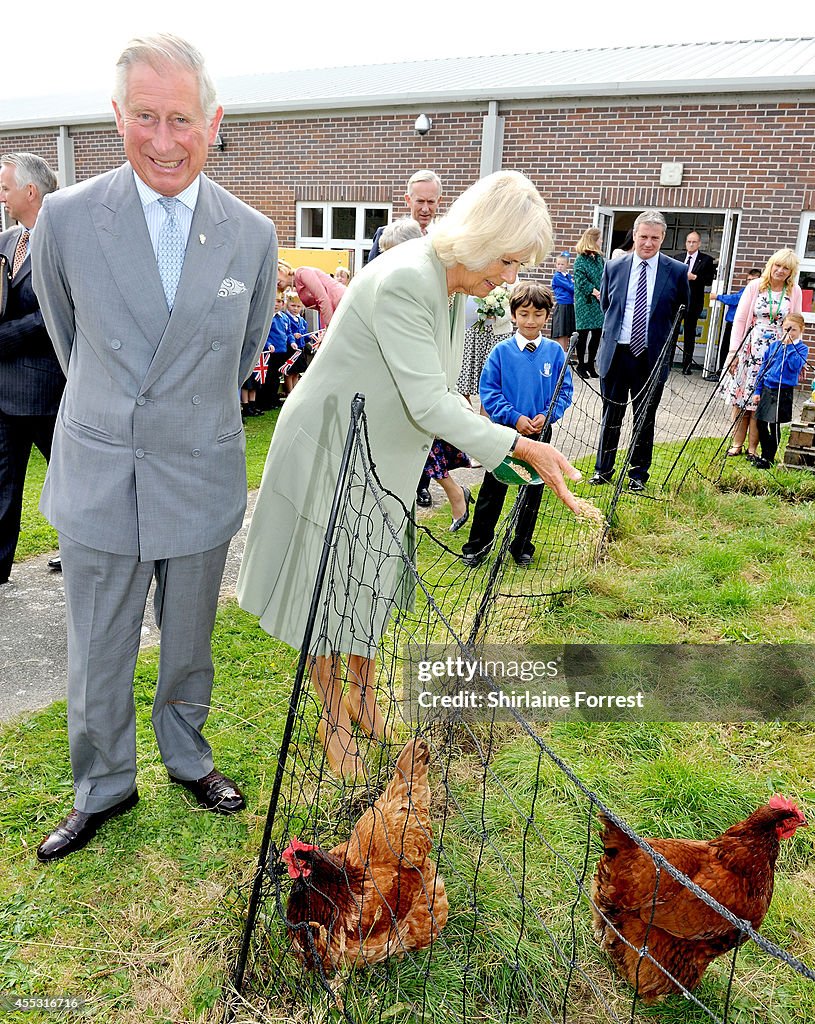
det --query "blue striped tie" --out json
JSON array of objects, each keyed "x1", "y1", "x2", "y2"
[{"x1": 630, "y1": 260, "x2": 649, "y2": 358}]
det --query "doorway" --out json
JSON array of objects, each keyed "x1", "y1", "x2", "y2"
[{"x1": 593, "y1": 207, "x2": 742, "y2": 378}]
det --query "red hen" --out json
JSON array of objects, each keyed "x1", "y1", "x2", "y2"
[
  {"x1": 281, "y1": 737, "x2": 448, "y2": 973},
  {"x1": 592, "y1": 794, "x2": 808, "y2": 1002}
]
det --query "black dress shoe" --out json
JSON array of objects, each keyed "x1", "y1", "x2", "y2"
[
  {"x1": 36, "y1": 789, "x2": 139, "y2": 862},
  {"x1": 628, "y1": 478, "x2": 645, "y2": 492},
  {"x1": 47, "y1": 554, "x2": 62, "y2": 572},
  {"x1": 589, "y1": 472, "x2": 611, "y2": 485},
  {"x1": 682, "y1": 367, "x2": 693, "y2": 375},
  {"x1": 512, "y1": 552, "x2": 533, "y2": 567},
  {"x1": 416, "y1": 488, "x2": 432, "y2": 508},
  {"x1": 169, "y1": 769, "x2": 245, "y2": 815},
  {"x1": 462, "y1": 547, "x2": 490, "y2": 569}
]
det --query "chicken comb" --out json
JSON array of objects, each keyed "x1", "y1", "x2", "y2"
[
  {"x1": 282, "y1": 836, "x2": 317, "y2": 859},
  {"x1": 769, "y1": 794, "x2": 803, "y2": 816}
]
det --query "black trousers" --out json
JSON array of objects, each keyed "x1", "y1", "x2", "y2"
[
  {"x1": 463, "y1": 423, "x2": 551, "y2": 559},
  {"x1": 682, "y1": 309, "x2": 702, "y2": 370},
  {"x1": 756, "y1": 420, "x2": 782, "y2": 463},
  {"x1": 0, "y1": 410, "x2": 56, "y2": 583},
  {"x1": 717, "y1": 321, "x2": 734, "y2": 371},
  {"x1": 595, "y1": 346, "x2": 665, "y2": 483},
  {"x1": 462, "y1": 472, "x2": 543, "y2": 559}
]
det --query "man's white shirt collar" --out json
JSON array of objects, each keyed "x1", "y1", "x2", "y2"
[{"x1": 133, "y1": 172, "x2": 200, "y2": 213}]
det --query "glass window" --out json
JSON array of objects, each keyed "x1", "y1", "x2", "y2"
[
  {"x1": 296, "y1": 201, "x2": 391, "y2": 272},
  {"x1": 795, "y1": 214, "x2": 815, "y2": 320},
  {"x1": 300, "y1": 206, "x2": 323, "y2": 238},
  {"x1": 364, "y1": 208, "x2": 388, "y2": 238}
]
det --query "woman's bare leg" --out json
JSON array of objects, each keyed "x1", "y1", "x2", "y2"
[
  {"x1": 730, "y1": 406, "x2": 748, "y2": 452},
  {"x1": 345, "y1": 655, "x2": 392, "y2": 741},
  {"x1": 438, "y1": 474, "x2": 467, "y2": 521},
  {"x1": 310, "y1": 654, "x2": 364, "y2": 779}
]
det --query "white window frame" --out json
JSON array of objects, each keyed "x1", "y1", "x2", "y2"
[
  {"x1": 296, "y1": 202, "x2": 391, "y2": 271},
  {"x1": 794, "y1": 212, "x2": 815, "y2": 323}
]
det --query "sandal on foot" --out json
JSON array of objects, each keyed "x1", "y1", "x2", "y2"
[{"x1": 726, "y1": 446, "x2": 743, "y2": 456}]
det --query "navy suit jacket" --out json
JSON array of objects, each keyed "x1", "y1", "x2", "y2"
[
  {"x1": 0, "y1": 226, "x2": 64, "y2": 416},
  {"x1": 596, "y1": 252, "x2": 689, "y2": 383}
]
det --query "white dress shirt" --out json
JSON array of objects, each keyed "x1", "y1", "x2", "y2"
[
  {"x1": 618, "y1": 252, "x2": 660, "y2": 345},
  {"x1": 133, "y1": 172, "x2": 199, "y2": 257}
]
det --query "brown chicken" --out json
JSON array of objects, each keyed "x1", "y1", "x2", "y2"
[
  {"x1": 592, "y1": 795, "x2": 808, "y2": 1003},
  {"x1": 281, "y1": 737, "x2": 448, "y2": 973}
]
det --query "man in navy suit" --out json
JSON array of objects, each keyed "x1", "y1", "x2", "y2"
[
  {"x1": 590, "y1": 210, "x2": 689, "y2": 491},
  {"x1": 676, "y1": 230, "x2": 716, "y2": 374},
  {"x1": 0, "y1": 153, "x2": 62, "y2": 585}
]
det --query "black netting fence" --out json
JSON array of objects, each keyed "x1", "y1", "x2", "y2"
[{"x1": 226, "y1": 371, "x2": 814, "y2": 1023}]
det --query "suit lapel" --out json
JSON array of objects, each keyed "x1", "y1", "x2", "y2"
[
  {"x1": 90, "y1": 164, "x2": 170, "y2": 345},
  {"x1": 141, "y1": 177, "x2": 237, "y2": 392},
  {"x1": 651, "y1": 253, "x2": 670, "y2": 313}
]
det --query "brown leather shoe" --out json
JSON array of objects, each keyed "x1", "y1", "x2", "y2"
[
  {"x1": 36, "y1": 789, "x2": 139, "y2": 862},
  {"x1": 168, "y1": 769, "x2": 245, "y2": 815}
]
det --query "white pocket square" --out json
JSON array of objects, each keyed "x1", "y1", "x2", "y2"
[{"x1": 219, "y1": 278, "x2": 247, "y2": 297}]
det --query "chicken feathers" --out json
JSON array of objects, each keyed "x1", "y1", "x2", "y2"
[
  {"x1": 592, "y1": 795, "x2": 808, "y2": 1003},
  {"x1": 281, "y1": 737, "x2": 448, "y2": 973}
]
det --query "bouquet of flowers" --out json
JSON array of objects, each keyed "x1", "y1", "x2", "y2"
[{"x1": 475, "y1": 284, "x2": 511, "y2": 326}]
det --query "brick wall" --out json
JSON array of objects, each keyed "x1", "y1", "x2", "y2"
[
  {"x1": 3, "y1": 98, "x2": 814, "y2": 272},
  {"x1": 501, "y1": 101, "x2": 815, "y2": 280}
]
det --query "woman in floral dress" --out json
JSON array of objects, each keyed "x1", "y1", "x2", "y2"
[{"x1": 721, "y1": 249, "x2": 802, "y2": 460}]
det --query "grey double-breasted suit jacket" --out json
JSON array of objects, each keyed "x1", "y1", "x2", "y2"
[{"x1": 32, "y1": 164, "x2": 278, "y2": 560}]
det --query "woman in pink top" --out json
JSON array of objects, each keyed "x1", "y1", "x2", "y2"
[
  {"x1": 278, "y1": 260, "x2": 346, "y2": 329},
  {"x1": 722, "y1": 248, "x2": 802, "y2": 460}
]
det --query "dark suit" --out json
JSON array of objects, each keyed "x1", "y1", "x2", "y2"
[
  {"x1": 367, "y1": 224, "x2": 386, "y2": 263},
  {"x1": 0, "y1": 226, "x2": 65, "y2": 582},
  {"x1": 676, "y1": 249, "x2": 716, "y2": 370},
  {"x1": 594, "y1": 252, "x2": 689, "y2": 483}
]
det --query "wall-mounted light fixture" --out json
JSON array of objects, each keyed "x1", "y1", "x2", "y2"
[
  {"x1": 414, "y1": 114, "x2": 432, "y2": 136},
  {"x1": 215, "y1": 131, "x2": 227, "y2": 152}
]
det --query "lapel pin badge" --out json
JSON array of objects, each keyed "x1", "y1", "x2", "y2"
[{"x1": 199, "y1": 234, "x2": 206, "y2": 245}]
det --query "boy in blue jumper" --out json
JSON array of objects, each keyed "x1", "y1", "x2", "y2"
[
  {"x1": 462, "y1": 281, "x2": 573, "y2": 568},
  {"x1": 753, "y1": 312, "x2": 810, "y2": 468}
]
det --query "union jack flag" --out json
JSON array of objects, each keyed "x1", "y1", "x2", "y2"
[{"x1": 253, "y1": 349, "x2": 270, "y2": 383}]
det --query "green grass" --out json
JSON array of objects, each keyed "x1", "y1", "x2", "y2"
[{"x1": 4, "y1": 421, "x2": 815, "y2": 1023}]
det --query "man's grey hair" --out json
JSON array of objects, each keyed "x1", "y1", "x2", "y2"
[
  {"x1": 633, "y1": 209, "x2": 667, "y2": 234},
  {"x1": 407, "y1": 169, "x2": 442, "y2": 196},
  {"x1": 380, "y1": 217, "x2": 424, "y2": 251},
  {"x1": 113, "y1": 33, "x2": 219, "y2": 121},
  {"x1": 0, "y1": 153, "x2": 58, "y2": 198}
]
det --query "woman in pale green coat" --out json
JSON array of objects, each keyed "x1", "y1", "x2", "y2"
[{"x1": 237, "y1": 171, "x2": 581, "y2": 778}]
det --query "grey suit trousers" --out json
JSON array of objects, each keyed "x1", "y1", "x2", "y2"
[{"x1": 59, "y1": 535, "x2": 230, "y2": 813}]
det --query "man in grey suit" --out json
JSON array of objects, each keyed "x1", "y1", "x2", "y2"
[
  {"x1": 32, "y1": 34, "x2": 278, "y2": 861},
  {"x1": 0, "y1": 153, "x2": 62, "y2": 585}
]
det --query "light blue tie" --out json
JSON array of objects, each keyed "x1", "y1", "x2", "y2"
[{"x1": 157, "y1": 197, "x2": 185, "y2": 310}]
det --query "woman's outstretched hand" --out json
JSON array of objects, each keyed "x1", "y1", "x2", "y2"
[{"x1": 513, "y1": 436, "x2": 583, "y2": 514}]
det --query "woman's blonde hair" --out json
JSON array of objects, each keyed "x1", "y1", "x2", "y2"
[
  {"x1": 758, "y1": 248, "x2": 799, "y2": 292},
  {"x1": 575, "y1": 227, "x2": 603, "y2": 257},
  {"x1": 431, "y1": 170, "x2": 553, "y2": 270},
  {"x1": 278, "y1": 259, "x2": 293, "y2": 275}
]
